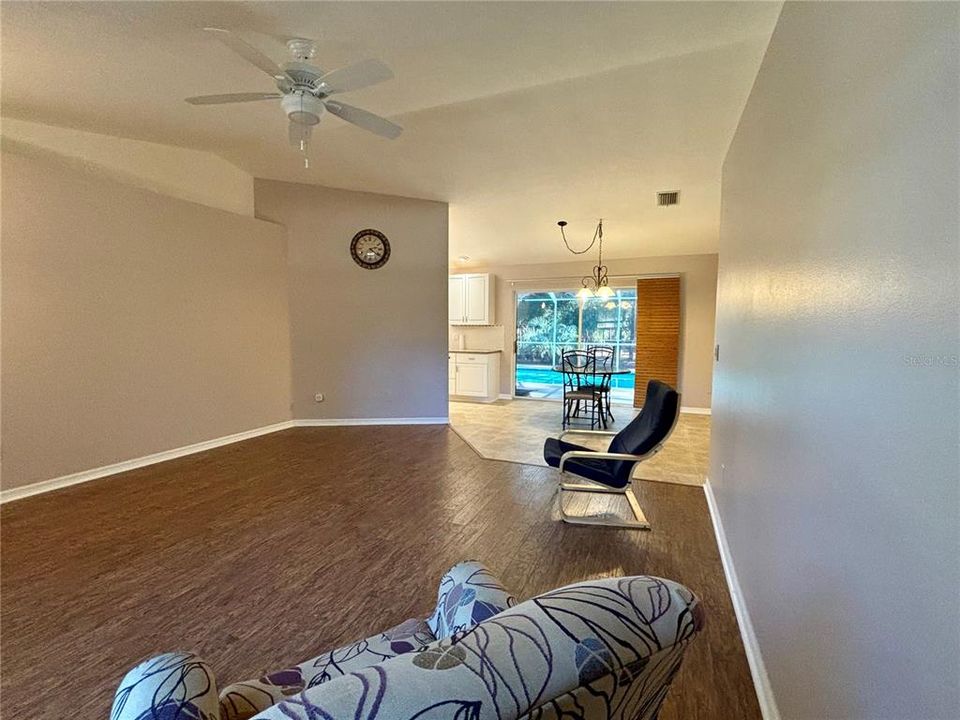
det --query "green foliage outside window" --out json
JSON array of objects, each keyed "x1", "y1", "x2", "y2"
[{"x1": 516, "y1": 290, "x2": 637, "y2": 369}]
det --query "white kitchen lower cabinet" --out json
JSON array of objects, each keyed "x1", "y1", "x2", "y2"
[
  {"x1": 455, "y1": 363, "x2": 487, "y2": 396},
  {"x1": 448, "y1": 351, "x2": 501, "y2": 403}
]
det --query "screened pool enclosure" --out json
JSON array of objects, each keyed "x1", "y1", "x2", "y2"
[{"x1": 515, "y1": 289, "x2": 636, "y2": 402}]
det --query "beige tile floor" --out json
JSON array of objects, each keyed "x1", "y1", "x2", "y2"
[{"x1": 449, "y1": 398, "x2": 710, "y2": 487}]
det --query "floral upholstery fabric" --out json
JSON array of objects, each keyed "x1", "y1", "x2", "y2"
[
  {"x1": 111, "y1": 562, "x2": 515, "y2": 720},
  {"x1": 427, "y1": 560, "x2": 517, "y2": 637},
  {"x1": 216, "y1": 561, "x2": 513, "y2": 720},
  {"x1": 218, "y1": 617, "x2": 437, "y2": 720},
  {"x1": 110, "y1": 652, "x2": 219, "y2": 720},
  {"x1": 111, "y1": 566, "x2": 702, "y2": 720},
  {"x1": 253, "y1": 576, "x2": 702, "y2": 720}
]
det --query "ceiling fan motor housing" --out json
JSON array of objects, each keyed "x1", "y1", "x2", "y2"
[
  {"x1": 281, "y1": 61, "x2": 325, "y2": 89},
  {"x1": 283, "y1": 92, "x2": 325, "y2": 125}
]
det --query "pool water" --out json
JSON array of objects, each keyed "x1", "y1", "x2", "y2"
[{"x1": 515, "y1": 365, "x2": 635, "y2": 390}]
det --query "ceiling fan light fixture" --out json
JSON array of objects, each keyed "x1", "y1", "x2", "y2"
[
  {"x1": 282, "y1": 93, "x2": 324, "y2": 125},
  {"x1": 289, "y1": 111, "x2": 320, "y2": 125}
]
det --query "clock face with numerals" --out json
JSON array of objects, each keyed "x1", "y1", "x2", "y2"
[{"x1": 350, "y1": 229, "x2": 391, "y2": 269}]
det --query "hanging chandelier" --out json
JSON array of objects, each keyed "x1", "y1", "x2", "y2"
[{"x1": 557, "y1": 218, "x2": 615, "y2": 300}]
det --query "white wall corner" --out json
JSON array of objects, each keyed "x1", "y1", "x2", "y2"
[
  {"x1": 0, "y1": 118, "x2": 254, "y2": 216},
  {"x1": 703, "y1": 478, "x2": 781, "y2": 720}
]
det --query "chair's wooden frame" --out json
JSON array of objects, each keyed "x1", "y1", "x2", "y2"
[{"x1": 555, "y1": 397, "x2": 681, "y2": 530}]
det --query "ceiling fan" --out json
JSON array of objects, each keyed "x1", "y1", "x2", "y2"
[{"x1": 186, "y1": 28, "x2": 402, "y2": 167}]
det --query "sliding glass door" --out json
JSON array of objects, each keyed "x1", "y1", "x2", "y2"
[{"x1": 514, "y1": 289, "x2": 636, "y2": 402}]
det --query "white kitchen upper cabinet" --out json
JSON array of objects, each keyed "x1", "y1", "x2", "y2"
[
  {"x1": 449, "y1": 275, "x2": 465, "y2": 325},
  {"x1": 449, "y1": 273, "x2": 495, "y2": 325},
  {"x1": 464, "y1": 275, "x2": 488, "y2": 323}
]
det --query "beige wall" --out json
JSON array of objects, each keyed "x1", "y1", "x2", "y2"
[
  {"x1": 713, "y1": 3, "x2": 959, "y2": 718},
  {"x1": 458, "y1": 254, "x2": 717, "y2": 408},
  {"x1": 1, "y1": 118, "x2": 254, "y2": 216},
  {"x1": 1, "y1": 146, "x2": 291, "y2": 490},
  {"x1": 255, "y1": 180, "x2": 449, "y2": 420}
]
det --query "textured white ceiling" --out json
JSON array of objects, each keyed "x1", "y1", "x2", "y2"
[{"x1": 1, "y1": 1, "x2": 782, "y2": 264}]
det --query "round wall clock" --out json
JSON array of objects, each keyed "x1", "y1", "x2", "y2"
[{"x1": 350, "y1": 229, "x2": 391, "y2": 269}]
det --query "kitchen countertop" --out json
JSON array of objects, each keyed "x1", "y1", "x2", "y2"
[{"x1": 448, "y1": 349, "x2": 503, "y2": 354}]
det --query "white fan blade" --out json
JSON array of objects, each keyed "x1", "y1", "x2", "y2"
[
  {"x1": 205, "y1": 27, "x2": 290, "y2": 81},
  {"x1": 289, "y1": 120, "x2": 313, "y2": 148},
  {"x1": 186, "y1": 92, "x2": 282, "y2": 105},
  {"x1": 316, "y1": 59, "x2": 394, "y2": 95},
  {"x1": 324, "y1": 100, "x2": 402, "y2": 139}
]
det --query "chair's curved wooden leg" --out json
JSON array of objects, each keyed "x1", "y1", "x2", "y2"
[{"x1": 556, "y1": 483, "x2": 651, "y2": 530}]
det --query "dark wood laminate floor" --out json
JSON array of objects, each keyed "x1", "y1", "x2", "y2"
[{"x1": 0, "y1": 426, "x2": 760, "y2": 719}]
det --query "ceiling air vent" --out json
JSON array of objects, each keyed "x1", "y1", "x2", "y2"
[{"x1": 657, "y1": 191, "x2": 680, "y2": 207}]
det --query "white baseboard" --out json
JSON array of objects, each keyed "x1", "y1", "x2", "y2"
[
  {"x1": 293, "y1": 417, "x2": 449, "y2": 427},
  {"x1": 703, "y1": 478, "x2": 780, "y2": 720},
  {"x1": 0, "y1": 420, "x2": 296, "y2": 505},
  {"x1": 498, "y1": 393, "x2": 513, "y2": 400},
  {"x1": 0, "y1": 417, "x2": 454, "y2": 504},
  {"x1": 681, "y1": 406, "x2": 712, "y2": 415}
]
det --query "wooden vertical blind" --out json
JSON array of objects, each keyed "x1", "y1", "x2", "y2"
[{"x1": 634, "y1": 277, "x2": 681, "y2": 407}]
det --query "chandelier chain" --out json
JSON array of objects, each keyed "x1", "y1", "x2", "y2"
[{"x1": 559, "y1": 220, "x2": 603, "y2": 256}]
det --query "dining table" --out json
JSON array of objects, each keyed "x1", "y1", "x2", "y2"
[{"x1": 552, "y1": 365, "x2": 633, "y2": 429}]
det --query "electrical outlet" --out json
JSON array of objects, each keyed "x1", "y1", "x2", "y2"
[{"x1": 314, "y1": 392, "x2": 325, "y2": 403}]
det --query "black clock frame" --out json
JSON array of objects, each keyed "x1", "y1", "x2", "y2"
[{"x1": 350, "y1": 229, "x2": 391, "y2": 270}]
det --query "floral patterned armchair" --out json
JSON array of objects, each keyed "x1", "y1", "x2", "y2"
[{"x1": 110, "y1": 561, "x2": 703, "y2": 720}]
